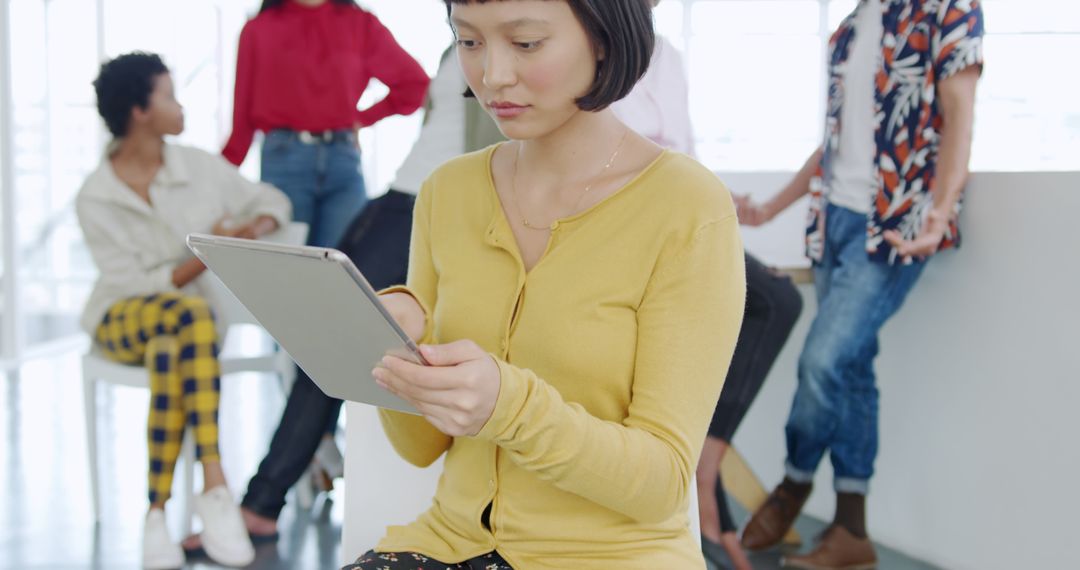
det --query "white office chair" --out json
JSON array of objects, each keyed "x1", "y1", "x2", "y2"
[{"x1": 83, "y1": 222, "x2": 308, "y2": 537}]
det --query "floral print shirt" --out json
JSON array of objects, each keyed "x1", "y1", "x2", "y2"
[{"x1": 806, "y1": 0, "x2": 985, "y2": 264}]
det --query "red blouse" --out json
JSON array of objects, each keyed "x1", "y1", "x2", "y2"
[{"x1": 222, "y1": 0, "x2": 430, "y2": 165}]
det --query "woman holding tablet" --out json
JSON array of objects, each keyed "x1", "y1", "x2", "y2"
[{"x1": 351, "y1": 1, "x2": 746, "y2": 568}]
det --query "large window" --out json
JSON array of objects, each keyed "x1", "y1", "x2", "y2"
[
  {"x1": 360, "y1": 0, "x2": 1080, "y2": 174},
  {"x1": 655, "y1": 0, "x2": 827, "y2": 171},
  {"x1": 976, "y1": 0, "x2": 1080, "y2": 171},
  {"x1": 0, "y1": 0, "x2": 1077, "y2": 357},
  {"x1": 654, "y1": 0, "x2": 1080, "y2": 172},
  {"x1": 9, "y1": 0, "x2": 101, "y2": 348},
  {"x1": 2, "y1": 0, "x2": 257, "y2": 353}
]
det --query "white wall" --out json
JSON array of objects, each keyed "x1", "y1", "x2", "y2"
[
  {"x1": 732, "y1": 172, "x2": 1080, "y2": 569},
  {"x1": 343, "y1": 172, "x2": 1080, "y2": 570}
]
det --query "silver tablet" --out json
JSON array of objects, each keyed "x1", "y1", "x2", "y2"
[{"x1": 187, "y1": 233, "x2": 424, "y2": 414}]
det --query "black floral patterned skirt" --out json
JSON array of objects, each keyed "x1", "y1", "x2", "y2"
[{"x1": 342, "y1": 550, "x2": 513, "y2": 570}]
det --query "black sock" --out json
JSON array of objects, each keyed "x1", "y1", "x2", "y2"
[
  {"x1": 780, "y1": 476, "x2": 813, "y2": 500},
  {"x1": 833, "y1": 492, "x2": 867, "y2": 538}
]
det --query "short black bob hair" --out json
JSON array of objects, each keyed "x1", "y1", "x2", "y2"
[
  {"x1": 444, "y1": 0, "x2": 654, "y2": 111},
  {"x1": 92, "y1": 51, "x2": 169, "y2": 138}
]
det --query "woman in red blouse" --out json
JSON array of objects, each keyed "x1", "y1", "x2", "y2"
[{"x1": 223, "y1": 0, "x2": 429, "y2": 248}]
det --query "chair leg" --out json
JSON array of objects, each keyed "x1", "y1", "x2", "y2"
[
  {"x1": 181, "y1": 430, "x2": 196, "y2": 538},
  {"x1": 295, "y1": 465, "x2": 315, "y2": 510},
  {"x1": 83, "y1": 375, "x2": 102, "y2": 524}
]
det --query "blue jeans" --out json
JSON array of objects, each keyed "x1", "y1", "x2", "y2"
[
  {"x1": 260, "y1": 129, "x2": 368, "y2": 248},
  {"x1": 784, "y1": 204, "x2": 926, "y2": 495}
]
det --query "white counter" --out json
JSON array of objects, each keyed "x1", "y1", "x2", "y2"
[{"x1": 343, "y1": 171, "x2": 1080, "y2": 570}]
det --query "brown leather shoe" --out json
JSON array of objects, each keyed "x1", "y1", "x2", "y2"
[
  {"x1": 741, "y1": 483, "x2": 811, "y2": 551},
  {"x1": 781, "y1": 525, "x2": 877, "y2": 570}
]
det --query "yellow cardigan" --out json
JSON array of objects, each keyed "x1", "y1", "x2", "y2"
[{"x1": 377, "y1": 144, "x2": 746, "y2": 569}]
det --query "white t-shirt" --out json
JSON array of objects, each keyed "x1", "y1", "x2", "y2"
[
  {"x1": 390, "y1": 52, "x2": 468, "y2": 195},
  {"x1": 612, "y1": 36, "x2": 696, "y2": 157},
  {"x1": 827, "y1": 0, "x2": 883, "y2": 214}
]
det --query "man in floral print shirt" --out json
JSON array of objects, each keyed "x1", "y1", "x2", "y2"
[{"x1": 735, "y1": 1, "x2": 984, "y2": 567}]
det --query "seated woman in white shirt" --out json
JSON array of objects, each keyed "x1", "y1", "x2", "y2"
[{"x1": 77, "y1": 52, "x2": 291, "y2": 570}]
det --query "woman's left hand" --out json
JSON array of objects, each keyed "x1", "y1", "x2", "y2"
[{"x1": 374, "y1": 340, "x2": 501, "y2": 437}]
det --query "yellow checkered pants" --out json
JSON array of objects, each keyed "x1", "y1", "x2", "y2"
[{"x1": 95, "y1": 292, "x2": 221, "y2": 505}]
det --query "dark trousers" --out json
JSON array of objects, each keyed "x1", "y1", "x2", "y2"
[
  {"x1": 708, "y1": 253, "x2": 803, "y2": 531},
  {"x1": 343, "y1": 550, "x2": 513, "y2": 570},
  {"x1": 242, "y1": 190, "x2": 416, "y2": 519}
]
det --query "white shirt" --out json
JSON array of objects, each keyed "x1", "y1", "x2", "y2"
[
  {"x1": 76, "y1": 143, "x2": 292, "y2": 333},
  {"x1": 827, "y1": 0, "x2": 883, "y2": 214},
  {"x1": 612, "y1": 36, "x2": 696, "y2": 157},
  {"x1": 390, "y1": 52, "x2": 468, "y2": 195}
]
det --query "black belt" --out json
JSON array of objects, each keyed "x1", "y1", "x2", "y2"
[{"x1": 271, "y1": 129, "x2": 353, "y2": 144}]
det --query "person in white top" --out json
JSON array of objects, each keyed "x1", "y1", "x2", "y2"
[
  {"x1": 611, "y1": 31, "x2": 696, "y2": 157},
  {"x1": 391, "y1": 49, "x2": 472, "y2": 195},
  {"x1": 615, "y1": 7, "x2": 804, "y2": 569},
  {"x1": 77, "y1": 52, "x2": 291, "y2": 570}
]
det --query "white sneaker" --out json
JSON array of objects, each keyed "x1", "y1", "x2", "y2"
[
  {"x1": 143, "y1": 509, "x2": 184, "y2": 570},
  {"x1": 314, "y1": 436, "x2": 345, "y2": 481},
  {"x1": 195, "y1": 486, "x2": 255, "y2": 567}
]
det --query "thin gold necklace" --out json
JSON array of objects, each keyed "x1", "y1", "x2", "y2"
[{"x1": 511, "y1": 128, "x2": 629, "y2": 231}]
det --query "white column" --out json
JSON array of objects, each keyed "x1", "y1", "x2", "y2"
[
  {"x1": 96, "y1": 0, "x2": 108, "y2": 150},
  {"x1": 1, "y1": 0, "x2": 20, "y2": 359},
  {"x1": 818, "y1": 0, "x2": 831, "y2": 131},
  {"x1": 96, "y1": 0, "x2": 104, "y2": 61}
]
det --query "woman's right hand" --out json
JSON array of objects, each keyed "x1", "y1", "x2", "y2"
[{"x1": 380, "y1": 292, "x2": 426, "y2": 343}]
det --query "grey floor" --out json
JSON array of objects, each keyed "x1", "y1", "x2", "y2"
[
  {"x1": 1, "y1": 344, "x2": 939, "y2": 569},
  {"x1": 711, "y1": 503, "x2": 940, "y2": 570}
]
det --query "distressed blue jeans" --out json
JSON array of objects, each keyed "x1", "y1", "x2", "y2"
[{"x1": 784, "y1": 204, "x2": 926, "y2": 495}]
